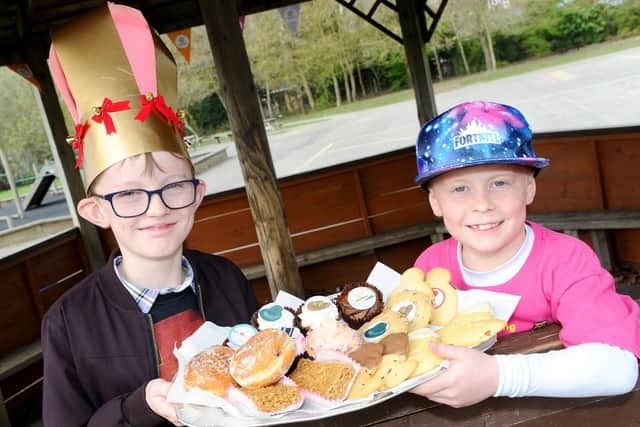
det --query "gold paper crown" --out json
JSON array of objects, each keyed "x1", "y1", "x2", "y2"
[{"x1": 49, "y1": 2, "x2": 190, "y2": 188}]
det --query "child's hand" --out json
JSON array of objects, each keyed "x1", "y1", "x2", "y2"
[
  {"x1": 145, "y1": 378, "x2": 184, "y2": 426},
  {"x1": 410, "y1": 342, "x2": 499, "y2": 407}
]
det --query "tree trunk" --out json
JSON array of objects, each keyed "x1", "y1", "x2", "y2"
[
  {"x1": 284, "y1": 91, "x2": 293, "y2": 112},
  {"x1": 296, "y1": 87, "x2": 306, "y2": 114},
  {"x1": 301, "y1": 74, "x2": 316, "y2": 110},
  {"x1": 342, "y1": 64, "x2": 352, "y2": 103},
  {"x1": 479, "y1": 16, "x2": 496, "y2": 72},
  {"x1": 357, "y1": 62, "x2": 367, "y2": 97},
  {"x1": 371, "y1": 68, "x2": 380, "y2": 93},
  {"x1": 451, "y1": 20, "x2": 470, "y2": 75},
  {"x1": 486, "y1": 28, "x2": 497, "y2": 70},
  {"x1": 332, "y1": 69, "x2": 342, "y2": 106},
  {"x1": 348, "y1": 63, "x2": 357, "y2": 101},
  {"x1": 432, "y1": 45, "x2": 443, "y2": 80},
  {"x1": 266, "y1": 80, "x2": 273, "y2": 118},
  {"x1": 479, "y1": 32, "x2": 493, "y2": 72}
]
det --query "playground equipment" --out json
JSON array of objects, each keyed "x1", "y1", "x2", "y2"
[{"x1": 23, "y1": 167, "x2": 56, "y2": 211}]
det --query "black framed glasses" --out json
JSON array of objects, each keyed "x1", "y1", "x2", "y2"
[{"x1": 93, "y1": 179, "x2": 200, "y2": 218}]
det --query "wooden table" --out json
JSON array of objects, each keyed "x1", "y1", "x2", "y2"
[{"x1": 299, "y1": 323, "x2": 640, "y2": 426}]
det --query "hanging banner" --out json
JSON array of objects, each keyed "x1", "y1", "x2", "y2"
[
  {"x1": 279, "y1": 4, "x2": 300, "y2": 37},
  {"x1": 239, "y1": 15, "x2": 246, "y2": 31},
  {"x1": 168, "y1": 28, "x2": 192, "y2": 64},
  {"x1": 488, "y1": 0, "x2": 510, "y2": 9},
  {"x1": 8, "y1": 64, "x2": 41, "y2": 91}
]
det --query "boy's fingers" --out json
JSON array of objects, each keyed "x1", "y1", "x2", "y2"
[{"x1": 429, "y1": 341, "x2": 465, "y2": 359}]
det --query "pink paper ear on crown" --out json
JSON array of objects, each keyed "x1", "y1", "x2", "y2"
[
  {"x1": 108, "y1": 1, "x2": 157, "y2": 97},
  {"x1": 49, "y1": 45, "x2": 80, "y2": 124},
  {"x1": 48, "y1": 1, "x2": 159, "y2": 127}
]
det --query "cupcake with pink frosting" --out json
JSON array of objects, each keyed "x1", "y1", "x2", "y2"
[{"x1": 304, "y1": 319, "x2": 362, "y2": 358}]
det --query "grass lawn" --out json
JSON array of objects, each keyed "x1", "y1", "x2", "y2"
[{"x1": 0, "y1": 184, "x2": 32, "y2": 203}]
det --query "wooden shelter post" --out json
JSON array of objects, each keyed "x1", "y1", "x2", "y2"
[
  {"x1": 24, "y1": 36, "x2": 106, "y2": 272},
  {"x1": 199, "y1": 0, "x2": 305, "y2": 298},
  {"x1": 397, "y1": 0, "x2": 437, "y2": 125}
]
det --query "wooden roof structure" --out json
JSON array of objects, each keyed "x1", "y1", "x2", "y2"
[
  {"x1": 0, "y1": 0, "x2": 307, "y2": 65},
  {"x1": 0, "y1": 0, "x2": 446, "y2": 299}
]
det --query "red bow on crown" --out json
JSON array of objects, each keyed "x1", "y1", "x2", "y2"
[
  {"x1": 135, "y1": 93, "x2": 185, "y2": 137},
  {"x1": 91, "y1": 97, "x2": 131, "y2": 134},
  {"x1": 67, "y1": 122, "x2": 90, "y2": 168}
]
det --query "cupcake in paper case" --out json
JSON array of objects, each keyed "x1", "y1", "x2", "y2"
[
  {"x1": 226, "y1": 377, "x2": 304, "y2": 416},
  {"x1": 225, "y1": 323, "x2": 258, "y2": 350},
  {"x1": 251, "y1": 303, "x2": 297, "y2": 331},
  {"x1": 336, "y1": 282, "x2": 384, "y2": 329},
  {"x1": 304, "y1": 319, "x2": 362, "y2": 358},
  {"x1": 295, "y1": 295, "x2": 339, "y2": 332}
]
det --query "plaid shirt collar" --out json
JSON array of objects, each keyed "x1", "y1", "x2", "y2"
[{"x1": 113, "y1": 255, "x2": 195, "y2": 314}]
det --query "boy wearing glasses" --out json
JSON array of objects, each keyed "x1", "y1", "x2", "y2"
[{"x1": 41, "y1": 4, "x2": 258, "y2": 426}]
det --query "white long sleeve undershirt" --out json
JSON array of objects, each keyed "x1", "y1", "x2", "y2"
[{"x1": 494, "y1": 342, "x2": 638, "y2": 398}]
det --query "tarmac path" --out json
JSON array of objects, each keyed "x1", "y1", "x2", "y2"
[{"x1": 200, "y1": 45, "x2": 640, "y2": 194}]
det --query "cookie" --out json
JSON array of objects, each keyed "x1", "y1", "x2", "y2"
[
  {"x1": 358, "y1": 310, "x2": 409, "y2": 343},
  {"x1": 387, "y1": 290, "x2": 432, "y2": 331},
  {"x1": 407, "y1": 328, "x2": 444, "y2": 377},
  {"x1": 346, "y1": 367, "x2": 383, "y2": 400},
  {"x1": 376, "y1": 354, "x2": 417, "y2": 390},
  {"x1": 390, "y1": 267, "x2": 433, "y2": 298},
  {"x1": 437, "y1": 318, "x2": 506, "y2": 347},
  {"x1": 425, "y1": 267, "x2": 458, "y2": 326}
]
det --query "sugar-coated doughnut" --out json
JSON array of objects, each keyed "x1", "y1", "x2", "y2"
[
  {"x1": 183, "y1": 345, "x2": 236, "y2": 397},
  {"x1": 229, "y1": 329, "x2": 296, "y2": 389}
]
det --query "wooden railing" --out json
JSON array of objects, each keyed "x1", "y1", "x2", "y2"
[{"x1": 0, "y1": 228, "x2": 89, "y2": 423}]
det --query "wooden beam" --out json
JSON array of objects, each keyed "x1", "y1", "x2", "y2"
[
  {"x1": 199, "y1": 0, "x2": 305, "y2": 298},
  {"x1": 23, "y1": 36, "x2": 105, "y2": 272},
  {"x1": 396, "y1": 0, "x2": 437, "y2": 125}
]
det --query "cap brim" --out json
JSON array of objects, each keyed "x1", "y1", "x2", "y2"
[{"x1": 415, "y1": 157, "x2": 550, "y2": 186}]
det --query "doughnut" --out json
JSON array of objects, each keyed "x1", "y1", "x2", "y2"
[
  {"x1": 183, "y1": 345, "x2": 236, "y2": 397},
  {"x1": 229, "y1": 329, "x2": 296, "y2": 389}
]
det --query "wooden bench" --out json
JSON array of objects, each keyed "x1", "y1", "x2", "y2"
[
  {"x1": 0, "y1": 341, "x2": 42, "y2": 426},
  {"x1": 242, "y1": 221, "x2": 441, "y2": 280},
  {"x1": 242, "y1": 208, "x2": 640, "y2": 281}
]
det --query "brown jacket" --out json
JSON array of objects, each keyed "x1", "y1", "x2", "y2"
[{"x1": 42, "y1": 250, "x2": 259, "y2": 427}]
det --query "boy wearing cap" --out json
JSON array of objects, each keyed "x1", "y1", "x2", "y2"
[
  {"x1": 410, "y1": 101, "x2": 639, "y2": 407},
  {"x1": 41, "y1": 4, "x2": 258, "y2": 426}
]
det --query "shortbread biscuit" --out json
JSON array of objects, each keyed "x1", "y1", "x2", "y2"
[
  {"x1": 426, "y1": 267, "x2": 458, "y2": 326},
  {"x1": 387, "y1": 290, "x2": 432, "y2": 331}
]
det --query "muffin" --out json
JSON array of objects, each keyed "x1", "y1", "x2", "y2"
[
  {"x1": 336, "y1": 282, "x2": 384, "y2": 329},
  {"x1": 295, "y1": 295, "x2": 339, "y2": 332},
  {"x1": 251, "y1": 302, "x2": 297, "y2": 331}
]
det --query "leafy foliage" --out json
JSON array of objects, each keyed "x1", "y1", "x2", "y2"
[{"x1": 188, "y1": 92, "x2": 228, "y2": 135}]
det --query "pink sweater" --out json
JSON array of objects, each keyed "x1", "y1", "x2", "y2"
[{"x1": 414, "y1": 222, "x2": 640, "y2": 358}]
